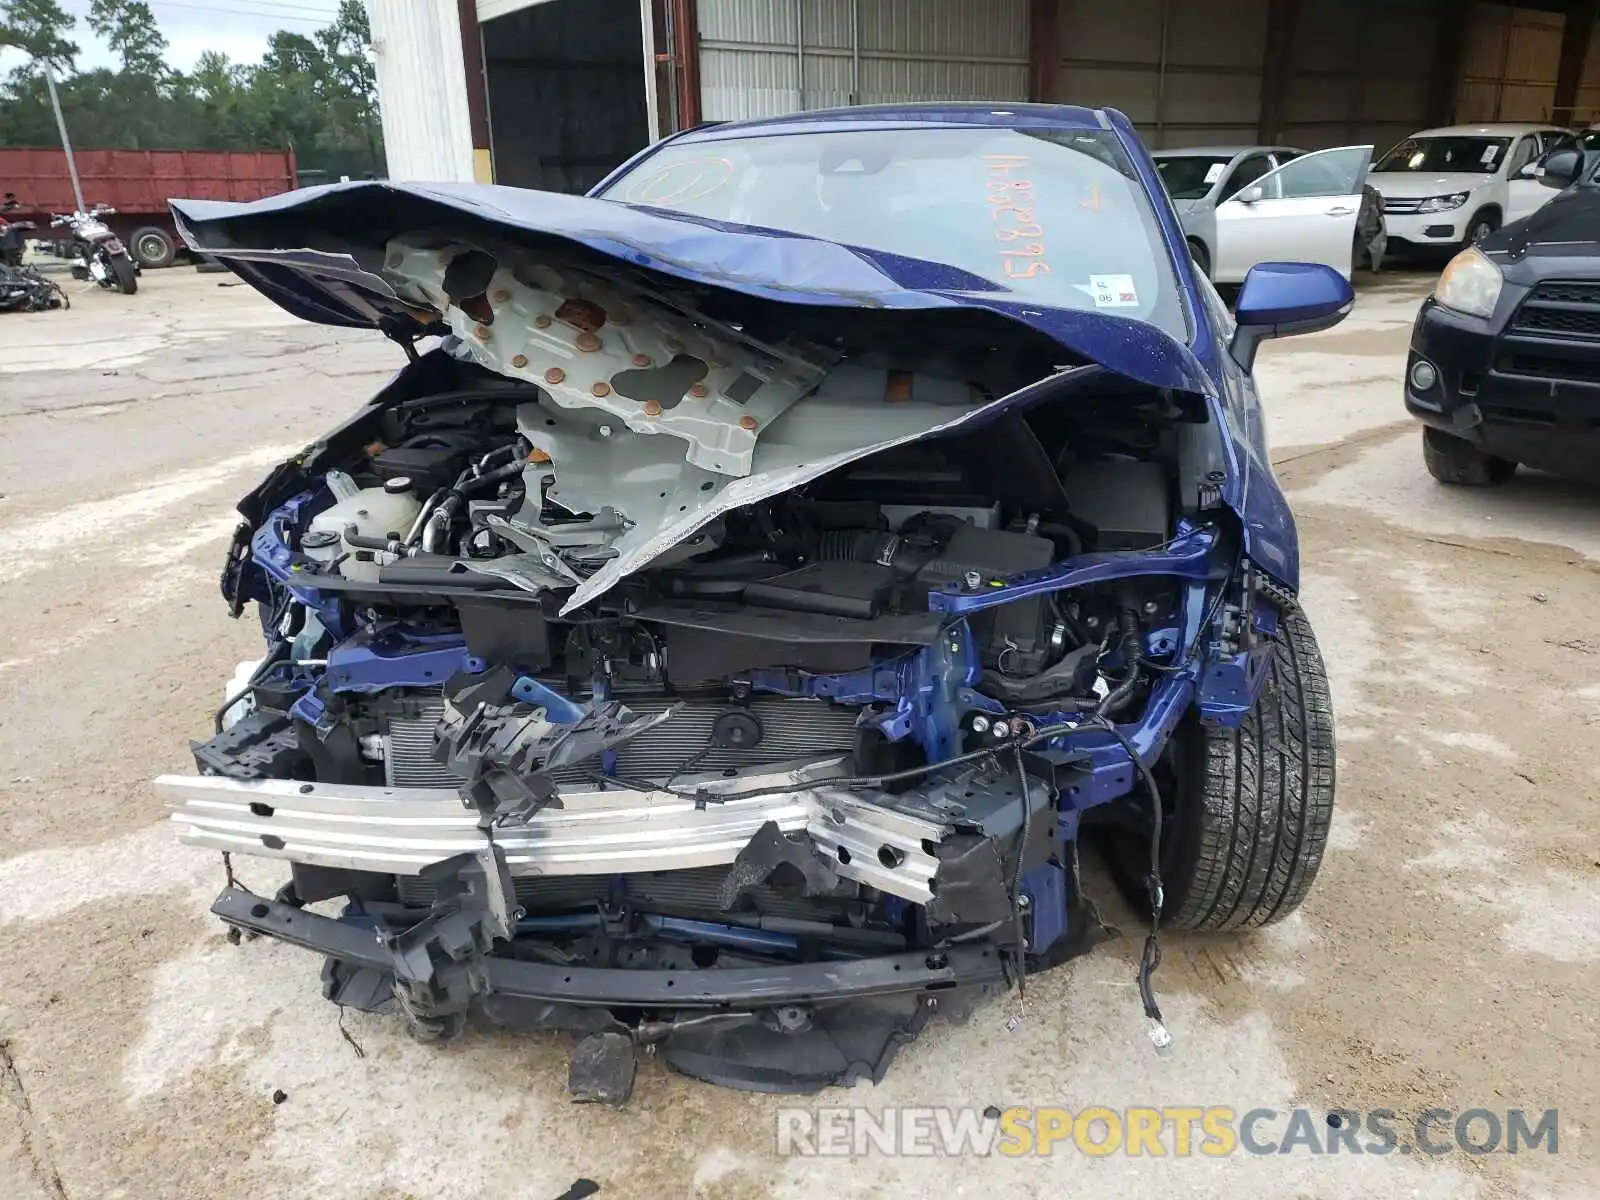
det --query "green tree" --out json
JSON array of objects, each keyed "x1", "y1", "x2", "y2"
[
  {"x1": 179, "y1": 52, "x2": 251, "y2": 149},
  {"x1": 86, "y1": 0, "x2": 166, "y2": 78},
  {"x1": 252, "y1": 31, "x2": 329, "y2": 155},
  {"x1": 0, "y1": 0, "x2": 382, "y2": 172},
  {"x1": 317, "y1": 1, "x2": 380, "y2": 165},
  {"x1": 0, "y1": 0, "x2": 78, "y2": 68}
]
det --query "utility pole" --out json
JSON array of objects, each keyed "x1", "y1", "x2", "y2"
[{"x1": 40, "y1": 58, "x2": 86, "y2": 213}]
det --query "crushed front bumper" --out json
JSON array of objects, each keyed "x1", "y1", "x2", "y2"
[
  {"x1": 169, "y1": 757, "x2": 1056, "y2": 1091},
  {"x1": 162, "y1": 676, "x2": 1217, "y2": 1091},
  {"x1": 211, "y1": 882, "x2": 1012, "y2": 1093}
]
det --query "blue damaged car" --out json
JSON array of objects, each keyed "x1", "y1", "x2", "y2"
[{"x1": 158, "y1": 103, "x2": 1346, "y2": 1096}]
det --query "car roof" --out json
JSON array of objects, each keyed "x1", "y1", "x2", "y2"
[
  {"x1": 1151, "y1": 145, "x2": 1299, "y2": 157},
  {"x1": 1408, "y1": 123, "x2": 1563, "y2": 137},
  {"x1": 667, "y1": 101, "x2": 1112, "y2": 140}
]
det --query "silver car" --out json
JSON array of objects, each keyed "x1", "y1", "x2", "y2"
[{"x1": 1154, "y1": 144, "x2": 1381, "y2": 283}]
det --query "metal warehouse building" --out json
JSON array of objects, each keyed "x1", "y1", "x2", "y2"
[{"x1": 367, "y1": 0, "x2": 1600, "y2": 188}]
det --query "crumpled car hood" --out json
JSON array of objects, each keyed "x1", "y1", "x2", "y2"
[
  {"x1": 169, "y1": 181, "x2": 1211, "y2": 396},
  {"x1": 172, "y1": 182, "x2": 1217, "y2": 613}
]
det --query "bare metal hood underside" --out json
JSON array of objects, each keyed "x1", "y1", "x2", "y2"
[{"x1": 393, "y1": 236, "x2": 1102, "y2": 613}]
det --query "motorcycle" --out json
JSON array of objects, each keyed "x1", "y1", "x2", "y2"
[
  {"x1": 0, "y1": 266, "x2": 69, "y2": 312},
  {"x1": 51, "y1": 204, "x2": 139, "y2": 294},
  {"x1": 1, "y1": 192, "x2": 36, "y2": 269},
  {"x1": 0, "y1": 192, "x2": 65, "y2": 312}
]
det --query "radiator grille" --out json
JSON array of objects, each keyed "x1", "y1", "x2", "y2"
[
  {"x1": 1495, "y1": 351, "x2": 1600, "y2": 382},
  {"x1": 1520, "y1": 281, "x2": 1600, "y2": 306},
  {"x1": 1510, "y1": 281, "x2": 1600, "y2": 340},
  {"x1": 1513, "y1": 308, "x2": 1600, "y2": 337},
  {"x1": 384, "y1": 693, "x2": 862, "y2": 789}
]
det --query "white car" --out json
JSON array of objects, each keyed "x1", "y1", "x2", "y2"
[
  {"x1": 1369, "y1": 123, "x2": 1576, "y2": 252},
  {"x1": 1153, "y1": 144, "x2": 1378, "y2": 284}
]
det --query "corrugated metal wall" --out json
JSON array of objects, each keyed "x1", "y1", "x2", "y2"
[
  {"x1": 1052, "y1": 0, "x2": 1270, "y2": 149},
  {"x1": 1050, "y1": 0, "x2": 1449, "y2": 153},
  {"x1": 1280, "y1": 0, "x2": 1439, "y2": 154},
  {"x1": 1050, "y1": 0, "x2": 1165, "y2": 131},
  {"x1": 1455, "y1": 2, "x2": 1565, "y2": 123},
  {"x1": 1576, "y1": 18, "x2": 1600, "y2": 123},
  {"x1": 1160, "y1": 0, "x2": 1271, "y2": 146},
  {"x1": 697, "y1": 0, "x2": 1029, "y2": 122},
  {"x1": 368, "y1": 0, "x2": 478, "y2": 182},
  {"x1": 369, "y1": 0, "x2": 1573, "y2": 189}
]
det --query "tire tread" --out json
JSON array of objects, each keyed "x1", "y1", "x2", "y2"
[{"x1": 1170, "y1": 608, "x2": 1335, "y2": 931}]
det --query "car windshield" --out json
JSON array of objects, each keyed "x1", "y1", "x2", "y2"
[
  {"x1": 1374, "y1": 136, "x2": 1511, "y2": 173},
  {"x1": 1581, "y1": 130, "x2": 1600, "y2": 151},
  {"x1": 1154, "y1": 154, "x2": 1233, "y2": 199},
  {"x1": 600, "y1": 126, "x2": 1186, "y2": 340}
]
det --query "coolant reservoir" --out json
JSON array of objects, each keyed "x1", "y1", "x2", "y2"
[
  {"x1": 305, "y1": 481, "x2": 422, "y2": 582},
  {"x1": 220, "y1": 658, "x2": 260, "y2": 729}
]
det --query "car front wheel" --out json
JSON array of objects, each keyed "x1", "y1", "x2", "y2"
[
  {"x1": 1464, "y1": 209, "x2": 1500, "y2": 247},
  {"x1": 1421, "y1": 427, "x2": 1516, "y2": 486},
  {"x1": 1109, "y1": 606, "x2": 1336, "y2": 931}
]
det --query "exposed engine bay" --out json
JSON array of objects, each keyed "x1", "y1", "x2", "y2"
[
  {"x1": 195, "y1": 232, "x2": 1212, "y2": 812},
  {"x1": 161, "y1": 221, "x2": 1280, "y2": 1095}
]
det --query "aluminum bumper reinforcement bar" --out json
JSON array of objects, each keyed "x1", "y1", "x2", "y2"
[{"x1": 159, "y1": 759, "x2": 961, "y2": 904}]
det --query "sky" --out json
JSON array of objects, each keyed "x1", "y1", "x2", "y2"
[{"x1": 1, "y1": 0, "x2": 344, "y2": 75}]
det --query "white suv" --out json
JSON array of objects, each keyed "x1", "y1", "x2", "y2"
[{"x1": 1369, "y1": 123, "x2": 1576, "y2": 251}]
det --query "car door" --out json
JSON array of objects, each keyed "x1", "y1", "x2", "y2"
[
  {"x1": 1218, "y1": 152, "x2": 1274, "y2": 205},
  {"x1": 1507, "y1": 132, "x2": 1572, "y2": 222},
  {"x1": 1211, "y1": 145, "x2": 1374, "y2": 283},
  {"x1": 1502, "y1": 133, "x2": 1547, "y2": 223}
]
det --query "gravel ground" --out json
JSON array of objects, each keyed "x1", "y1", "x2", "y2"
[{"x1": 0, "y1": 268, "x2": 1596, "y2": 1200}]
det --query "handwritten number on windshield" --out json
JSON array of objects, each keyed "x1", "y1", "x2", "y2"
[
  {"x1": 624, "y1": 157, "x2": 736, "y2": 206},
  {"x1": 984, "y1": 155, "x2": 1050, "y2": 280}
]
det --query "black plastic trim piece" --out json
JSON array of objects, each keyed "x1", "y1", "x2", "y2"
[{"x1": 211, "y1": 886, "x2": 1008, "y2": 1008}]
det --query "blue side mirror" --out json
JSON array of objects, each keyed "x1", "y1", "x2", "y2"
[{"x1": 1230, "y1": 262, "x2": 1354, "y2": 371}]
